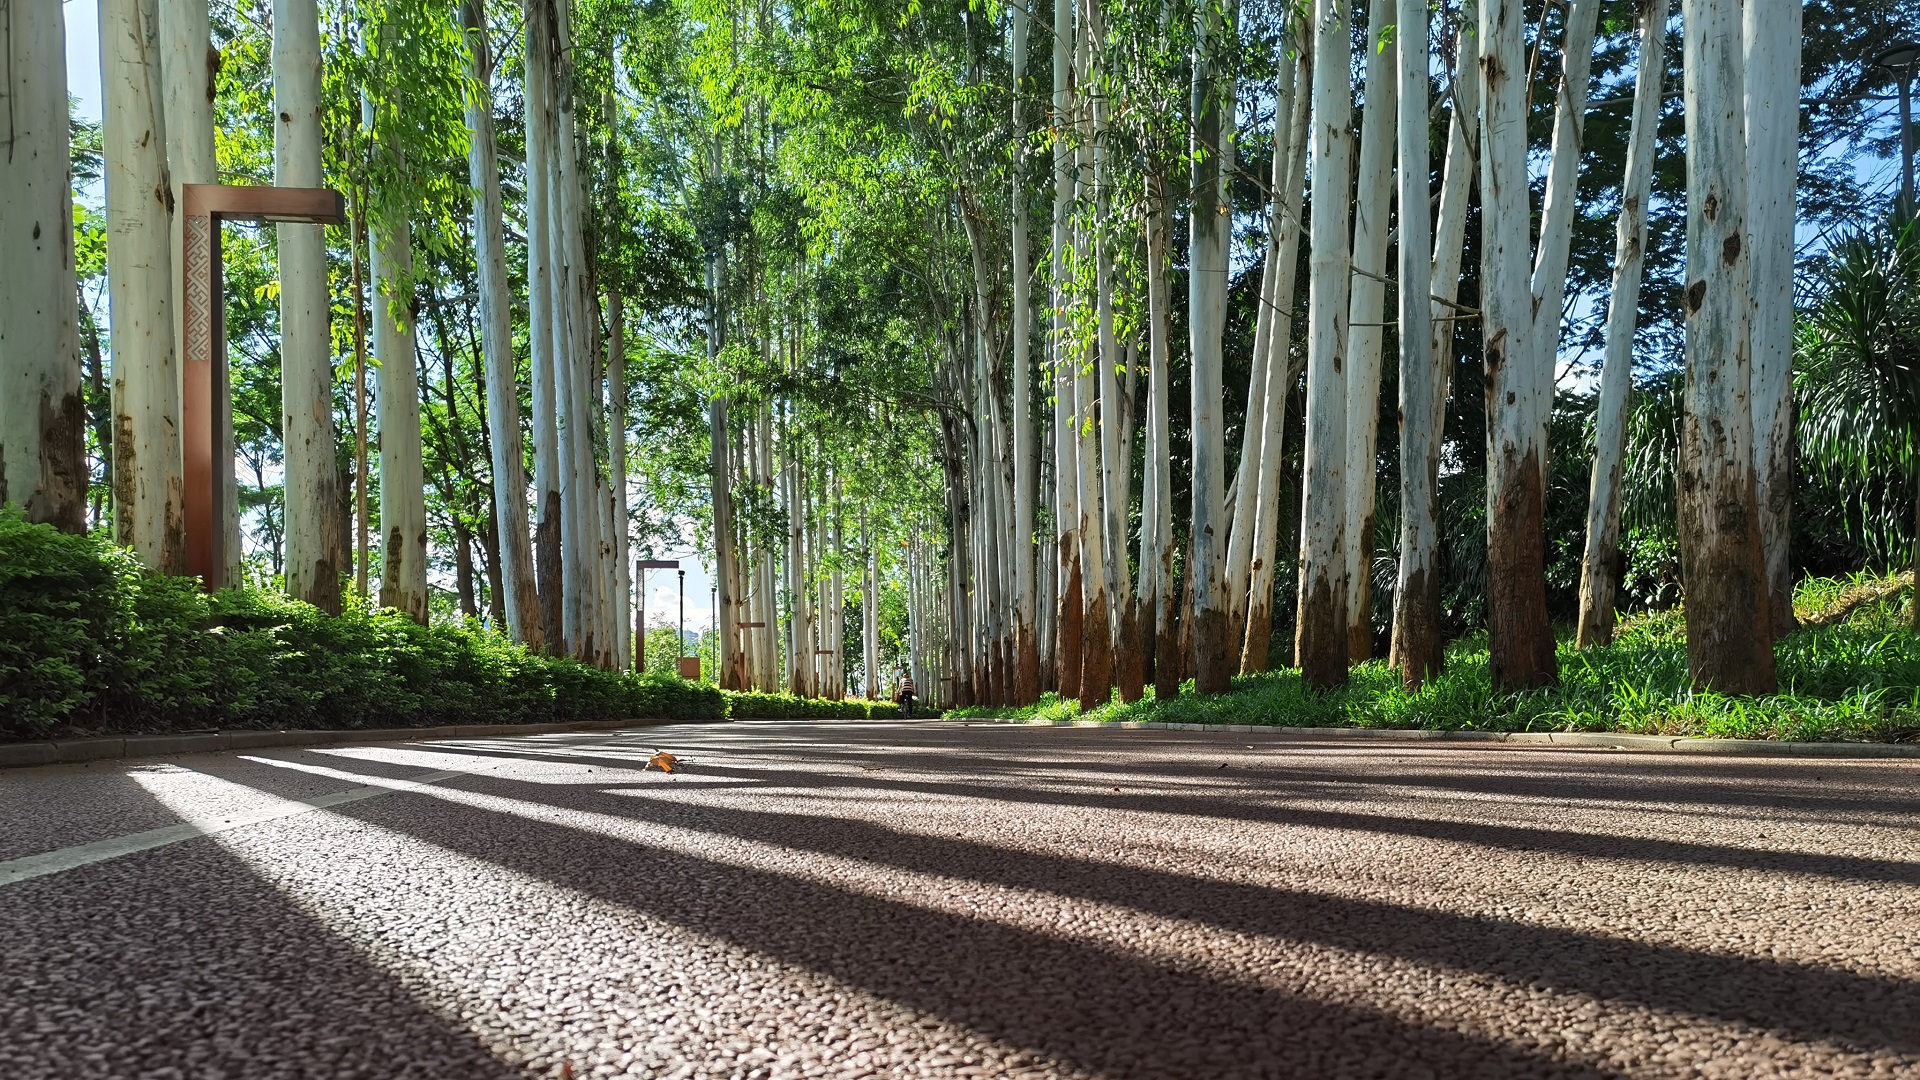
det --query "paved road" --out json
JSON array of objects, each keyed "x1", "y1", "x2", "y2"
[{"x1": 2, "y1": 722, "x2": 1916, "y2": 1079}]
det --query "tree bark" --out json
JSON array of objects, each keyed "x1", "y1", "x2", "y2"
[
  {"x1": 1, "y1": 0, "x2": 85, "y2": 533},
  {"x1": 1390, "y1": 24, "x2": 1477, "y2": 684},
  {"x1": 1243, "y1": 37, "x2": 1311, "y2": 674},
  {"x1": 1052, "y1": 0, "x2": 1083, "y2": 702},
  {"x1": 364, "y1": 96, "x2": 429, "y2": 624},
  {"x1": 465, "y1": 0, "x2": 545, "y2": 647},
  {"x1": 1343, "y1": 0, "x2": 1397, "y2": 663},
  {"x1": 1226, "y1": 44, "x2": 1300, "y2": 664},
  {"x1": 1479, "y1": 0, "x2": 1555, "y2": 688},
  {"x1": 1388, "y1": 0, "x2": 1439, "y2": 689},
  {"x1": 105, "y1": 0, "x2": 186, "y2": 574},
  {"x1": 1188, "y1": 0, "x2": 1234, "y2": 695},
  {"x1": 1142, "y1": 172, "x2": 1178, "y2": 699},
  {"x1": 1010, "y1": 0, "x2": 1040, "y2": 705},
  {"x1": 1745, "y1": 0, "x2": 1801, "y2": 637},
  {"x1": 1296, "y1": 0, "x2": 1354, "y2": 689},
  {"x1": 1678, "y1": 0, "x2": 1777, "y2": 694},
  {"x1": 1575, "y1": 0, "x2": 1665, "y2": 649},
  {"x1": 275, "y1": 0, "x2": 344, "y2": 611}
]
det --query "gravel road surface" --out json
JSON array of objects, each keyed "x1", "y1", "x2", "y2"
[{"x1": 2, "y1": 721, "x2": 1916, "y2": 1079}]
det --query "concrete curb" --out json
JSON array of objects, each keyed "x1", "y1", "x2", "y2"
[
  {"x1": 934, "y1": 716, "x2": 1920, "y2": 759},
  {"x1": 0, "y1": 717, "x2": 712, "y2": 770}
]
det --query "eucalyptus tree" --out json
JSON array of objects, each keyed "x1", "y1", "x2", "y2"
[
  {"x1": 1390, "y1": 23, "x2": 1477, "y2": 687},
  {"x1": 1188, "y1": 0, "x2": 1233, "y2": 696},
  {"x1": 362, "y1": 90, "x2": 429, "y2": 624},
  {"x1": 1387, "y1": 0, "x2": 1435, "y2": 688},
  {"x1": 1677, "y1": 0, "x2": 1776, "y2": 692},
  {"x1": 1241, "y1": 35, "x2": 1310, "y2": 675},
  {"x1": 1341, "y1": 0, "x2": 1397, "y2": 663},
  {"x1": 104, "y1": 0, "x2": 186, "y2": 574},
  {"x1": 1296, "y1": 0, "x2": 1354, "y2": 689},
  {"x1": 463, "y1": 0, "x2": 544, "y2": 648},
  {"x1": 1575, "y1": 0, "x2": 1666, "y2": 650},
  {"x1": 0, "y1": 0, "x2": 84, "y2": 532},
  {"x1": 1225, "y1": 30, "x2": 1301, "y2": 669},
  {"x1": 276, "y1": 0, "x2": 347, "y2": 611},
  {"x1": 1010, "y1": 0, "x2": 1040, "y2": 703},
  {"x1": 1747, "y1": 0, "x2": 1803, "y2": 636},
  {"x1": 1052, "y1": 0, "x2": 1084, "y2": 701}
]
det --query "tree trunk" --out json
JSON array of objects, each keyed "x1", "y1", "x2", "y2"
[
  {"x1": 1390, "y1": 25, "x2": 1477, "y2": 684},
  {"x1": 1, "y1": 0, "x2": 85, "y2": 533},
  {"x1": 1242, "y1": 37, "x2": 1311, "y2": 674},
  {"x1": 1142, "y1": 172, "x2": 1178, "y2": 699},
  {"x1": 465, "y1": 0, "x2": 544, "y2": 647},
  {"x1": 1575, "y1": 0, "x2": 1665, "y2": 650},
  {"x1": 1188, "y1": 0, "x2": 1233, "y2": 696},
  {"x1": 1296, "y1": 0, "x2": 1354, "y2": 689},
  {"x1": 1678, "y1": 0, "x2": 1776, "y2": 694},
  {"x1": 1052, "y1": 0, "x2": 1083, "y2": 702},
  {"x1": 1226, "y1": 45, "x2": 1299, "y2": 664},
  {"x1": 1010, "y1": 0, "x2": 1040, "y2": 705},
  {"x1": 1343, "y1": 0, "x2": 1397, "y2": 663},
  {"x1": 105, "y1": 0, "x2": 186, "y2": 574},
  {"x1": 163, "y1": 0, "x2": 230, "y2": 571},
  {"x1": 1745, "y1": 0, "x2": 1801, "y2": 637},
  {"x1": 275, "y1": 0, "x2": 343, "y2": 611},
  {"x1": 1388, "y1": 0, "x2": 1439, "y2": 689},
  {"x1": 365, "y1": 96, "x2": 430, "y2": 624},
  {"x1": 1479, "y1": 0, "x2": 1555, "y2": 688}
]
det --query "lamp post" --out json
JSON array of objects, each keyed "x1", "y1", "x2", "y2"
[
  {"x1": 678, "y1": 569, "x2": 687, "y2": 661},
  {"x1": 1878, "y1": 42, "x2": 1920, "y2": 212},
  {"x1": 180, "y1": 184, "x2": 346, "y2": 588},
  {"x1": 635, "y1": 558, "x2": 678, "y2": 671}
]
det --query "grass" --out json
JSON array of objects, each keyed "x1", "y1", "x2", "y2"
[{"x1": 946, "y1": 574, "x2": 1920, "y2": 743}]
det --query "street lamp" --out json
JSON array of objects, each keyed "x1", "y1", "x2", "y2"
[
  {"x1": 1876, "y1": 41, "x2": 1920, "y2": 211},
  {"x1": 180, "y1": 184, "x2": 346, "y2": 588}
]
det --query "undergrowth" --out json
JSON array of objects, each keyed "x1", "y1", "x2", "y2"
[{"x1": 949, "y1": 576, "x2": 1920, "y2": 742}]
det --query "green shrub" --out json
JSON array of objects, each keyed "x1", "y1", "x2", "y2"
[
  {"x1": 0, "y1": 509, "x2": 724, "y2": 739},
  {"x1": 723, "y1": 691, "x2": 899, "y2": 720}
]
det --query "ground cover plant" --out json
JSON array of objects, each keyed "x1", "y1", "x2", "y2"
[
  {"x1": 948, "y1": 574, "x2": 1920, "y2": 743},
  {"x1": 0, "y1": 510, "x2": 722, "y2": 740}
]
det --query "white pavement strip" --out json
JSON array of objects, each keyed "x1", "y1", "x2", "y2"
[{"x1": 0, "y1": 766, "x2": 467, "y2": 888}]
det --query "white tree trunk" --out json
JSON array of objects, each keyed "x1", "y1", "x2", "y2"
[
  {"x1": 1390, "y1": 24, "x2": 1477, "y2": 680},
  {"x1": 1388, "y1": 0, "x2": 1439, "y2": 688},
  {"x1": 1678, "y1": 0, "x2": 1776, "y2": 693},
  {"x1": 1243, "y1": 36, "x2": 1311, "y2": 673},
  {"x1": 1342, "y1": 0, "x2": 1397, "y2": 663},
  {"x1": 1575, "y1": 0, "x2": 1665, "y2": 649},
  {"x1": 1188, "y1": 0, "x2": 1234, "y2": 695},
  {"x1": 162, "y1": 0, "x2": 229, "y2": 572},
  {"x1": 365, "y1": 98, "x2": 429, "y2": 624},
  {"x1": 1295, "y1": 0, "x2": 1353, "y2": 688},
  {"x1": 1528, "y1": 0, "x2": 1602, "y2": 364},
  {"x1": 0, "y1": 0, "x2": 85, "y2": 531},
  {"x1": 609, "y1": 289, "x2": 631, "y2": 668},
  {"x1": 1479, "y1": 0, "x2": 1555, "y2": 687},
  {"x1": 1051, "y1": 0, "x2": 1082, "y2": 701},
  {"x1": 524, "y1": 0, "x2": 564, "y2": 648},
  {"x1": 105, "y1": 0, "x2": 185, "y2": 574},
  {"x1": 275, "y1": 0, "x2": 343, "y2": 611},
  {"x1": 465, "y1": 0, "x2": 544, "y2": 647},
  {"x1": 1745, "y1": 0, "x2": 1801, "y2": 635},
  {"x1": 1225, "y1": 47, "x2": 1299, "y2": 661},
  {"x1": 1140, "y1": 174, "x2": 1174, "y2": 696},
  {"x1": 1010, "y1": 0, "x2": 1039, "y2": 703}
]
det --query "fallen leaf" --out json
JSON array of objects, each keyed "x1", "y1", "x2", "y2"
[{"x1": 647, "y1": 751, "x2": 678, "y2": 773}]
